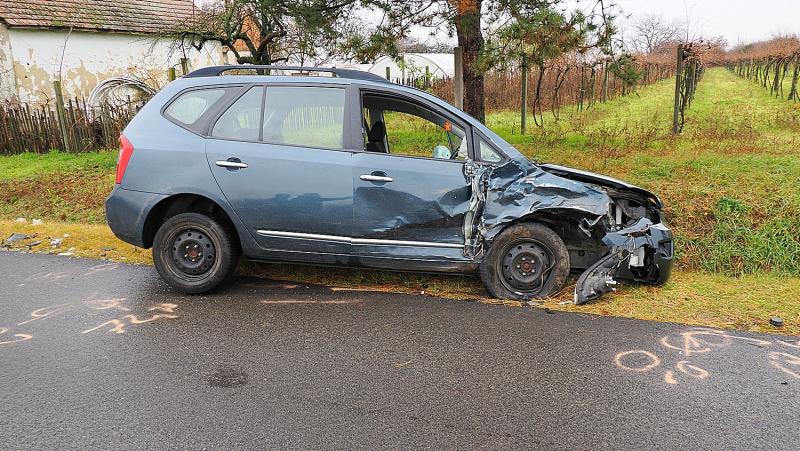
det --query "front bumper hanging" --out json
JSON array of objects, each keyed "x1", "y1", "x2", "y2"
[{"x1": 574, "y1": 218, "x2": 674, "y2": 304}]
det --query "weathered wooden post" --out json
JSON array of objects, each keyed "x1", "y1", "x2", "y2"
[
  {"x1": 520, "y1": 54, "x2": 528, "y2": 135},
  {"x1": 672, "y1": 45, "x2": 685, "y2": 134},
  {"x1": 180, "y1": 57, "x2": 189, "y2": 75},
  {"x1": 454, "y1": 47, "x2": 464, "y2": 109},
  {"x1": 53, "y1": 80, "x2": 72, "y2": 152},
  {"x1": 424, "y1": 66, "x2": 430, "y2": 88},
  {"x1": 577, "y1": 65, "x2": 585, "y2": 112},
  {"x1": 168, "y1": 67, "x2": 177, "y2": 81},
  {"x1": 385, "y1": 66, "x2": 390, "y2": 81}
]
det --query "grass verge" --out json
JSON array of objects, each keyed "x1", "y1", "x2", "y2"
[{"x1": 2, "y1": 219, "x2": 797, "y2": 335}]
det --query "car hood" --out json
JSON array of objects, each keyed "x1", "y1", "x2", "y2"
[{"x1": 538, "y1": 163, "x2": 663, "y2": 209}]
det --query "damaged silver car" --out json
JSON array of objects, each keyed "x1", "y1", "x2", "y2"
[{"x1": 105, "y1": 65, "x2": 673, "y2": 303}]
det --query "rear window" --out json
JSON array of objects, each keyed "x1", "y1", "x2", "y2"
[
  {"x1": 164, "y1": 88, "x2": 231, "y2": 127},
  {"x1": 212, "y1": 87, "x2": 264, "y2": 141}
]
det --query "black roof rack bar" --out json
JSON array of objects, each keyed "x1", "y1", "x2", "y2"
[{"x1": 184, "y1": 65, "x2": 389, "y2": 82}]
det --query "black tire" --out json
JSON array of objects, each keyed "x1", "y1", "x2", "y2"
[
  {"x1": 479, "y1": 223, "x2": 570, "y2": 300},
  {"x1": 152, "y1": 212, "x2": 240, "y2": 294}
]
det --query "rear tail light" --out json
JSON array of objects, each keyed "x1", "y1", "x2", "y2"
[{"x1": 116, "y1": 134, "x2": 134, "y2": 184}]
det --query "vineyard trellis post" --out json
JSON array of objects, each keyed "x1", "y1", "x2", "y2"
[
  {"x1": 520, "y1": 54, "x2": 528, "y2": 134},
  {"x1": 789, "y1": 55, "x2": 800, "y2": 101},
  {"x1": 672, "y1": 45, "x2": 684, "y2": 134}
]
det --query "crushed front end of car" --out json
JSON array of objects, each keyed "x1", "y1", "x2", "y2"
[{"x1": 464, "y1": 158, "x2": 674, "y2": 304}]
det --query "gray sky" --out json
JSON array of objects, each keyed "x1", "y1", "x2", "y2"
[
  {"x1": 407, "y1": 0, "x2": 800, "y2": 49},
  {"x1": 194, "y1": 0, "x2": 799, "y2": 48},
  {"x1": 604, "y1": 0, "x2": 800, "y2": 47}
]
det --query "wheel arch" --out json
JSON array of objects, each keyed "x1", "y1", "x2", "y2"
[
  {"x1": 142, "y1": 193, "x2": 239, "y2": 249},
  {"x1": 485, "y1": 208, "x2": 607, "y2": 269}
]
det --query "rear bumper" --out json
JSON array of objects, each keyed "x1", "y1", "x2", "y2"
[{"x1": 105, "y1": 186, "x2": 168, "y2": 248}]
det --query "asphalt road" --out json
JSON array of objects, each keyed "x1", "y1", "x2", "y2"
[{"x1": 1, "y1": 252, "x2": 798, "y2": 449}]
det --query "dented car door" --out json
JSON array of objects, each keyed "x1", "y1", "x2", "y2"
[{"x1": 351, "y1": 152, "x2": 473, "y2": 267}]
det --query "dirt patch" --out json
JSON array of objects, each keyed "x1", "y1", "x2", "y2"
[{"x1": 0, "y1": 171, "x2": 113, "y2": 223}]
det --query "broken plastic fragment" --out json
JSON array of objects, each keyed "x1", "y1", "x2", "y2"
[{"x1": 574, "y1": 251, "x2": 625, "y2": 304}]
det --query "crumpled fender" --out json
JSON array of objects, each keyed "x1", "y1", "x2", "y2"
[
  {"x1": 462, "y1": 159, "x2": 673, "y2": 305},
  {"x1": 472, "y1": 160, "x2": 612, "y2": 243}
]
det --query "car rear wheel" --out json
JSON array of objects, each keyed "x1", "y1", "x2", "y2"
[
  {"x1": 479, "y1": 223, "x2": 570, "y2": 300},
  {"x1": 152, "y1": 213, "x2": 239, "y2": 294}
]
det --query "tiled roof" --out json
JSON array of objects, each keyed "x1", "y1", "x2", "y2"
[{"x1": 0, "y1": 0, "x2": 198, "y2": 34}]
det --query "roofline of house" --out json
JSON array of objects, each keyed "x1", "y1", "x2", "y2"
[{"x1": 0, "y1": 22, "x2": 171, "y2": 36}]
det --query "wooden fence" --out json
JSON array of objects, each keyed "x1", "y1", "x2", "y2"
[{"x1": 0, "y1": 98, "x2": 140, "y2": 155}]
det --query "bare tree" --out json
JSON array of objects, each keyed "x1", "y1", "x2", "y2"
[
  {"x1": 629, "y1": 14, "x2": 682, "y2": 54},
  {"x1": 169, "y1": 0, "x2": 374, "y2": 66}
]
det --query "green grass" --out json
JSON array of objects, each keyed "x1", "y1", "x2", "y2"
[{"x1": 0, "y1": 150, "x2": 117, "y2": 181}]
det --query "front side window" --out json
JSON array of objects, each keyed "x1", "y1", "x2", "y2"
[
  {"x1": 262, "y1": 87, "x2": 346, "y2": 149},
  {"x1": 362, "y1": 93, "x2": 468, "y2": 161},
  {"x1": 212, "y1": 86, "x2": 264, "y2": 141},
  {"x1": 165, "y1": 88, "x2": 230, "y2": 127}
]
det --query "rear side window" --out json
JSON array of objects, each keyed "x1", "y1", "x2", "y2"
[
  {"x1": 164, "y1": 88, "x2": 229, "y2": 127},
  {"x1": 212, "y1": 87, "x2": 264, "y2": 141},
  {"x1": 262, "y1": 87, "x2": 346, "y2": 149}
]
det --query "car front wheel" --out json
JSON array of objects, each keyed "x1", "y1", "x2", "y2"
[
  {"x1": 479, "y1": 223, "x2": 570, "y2": 300},
  {"x1": 152, "y1": 212, "x2": 239, "y2": 294}
]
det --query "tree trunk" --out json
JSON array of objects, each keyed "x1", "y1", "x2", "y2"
[{"x1": 453, "y1": 0, "x2": 485, "y2": 123}]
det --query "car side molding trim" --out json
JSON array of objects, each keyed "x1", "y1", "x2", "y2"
[
  {"x1": 256, "y1": 230, "x2": 351, "y2": 243},
  {"x1": 256, "y1": 230, "x2": 463, "y2": 249}
]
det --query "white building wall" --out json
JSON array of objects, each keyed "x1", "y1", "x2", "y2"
[
  {"x1": 4, "y1": 28, "x2": 226, "y2": 103},
  {"x1": 0, "y1": 23, "x2": 16, "y2": 100},
  {"x1": 368, "y1": 54, "x2": 454, "y2": 82}
]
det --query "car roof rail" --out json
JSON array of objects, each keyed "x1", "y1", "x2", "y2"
[{"x1": 184, "y1": 65, "x2": 390, "y2": 83}]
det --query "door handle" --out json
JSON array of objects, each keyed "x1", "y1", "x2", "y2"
[
  {"x1": 215, "y1": 159, "x2": 248, "y2": 169},
  {"x1": 360, "y1": 174, "x2": 394, "y2": 183}
]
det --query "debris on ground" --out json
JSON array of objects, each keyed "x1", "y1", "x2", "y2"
[
  {"x1": 26, "y1": 240, "x2": 42, "y2": 249},
  {"x1": 50, "y1": 238, "x2": 63, "y2": 247},
  {"x1": 15, "y1": 217, "x2": 27, "y2": 223},
  {"x1": 31, "y1": 219, "x2": 44, "y2": 225},
  {"x1": 770, "y1": 317, "x2": 784, "y2": 327},
  {"x1": 4, "y1": 233, "x2": 29, "y2": 245}
]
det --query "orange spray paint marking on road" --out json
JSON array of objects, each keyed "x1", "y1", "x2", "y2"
[
  {"x1": 82, "y1": 303, "x2": 179, "y2": 334},
  {"x1": 84, "y1": 298, "x2": 130, "y2": 312},
  {"x1": 17, "y1": 304, "x2": 73, "y2": 326},
  {"x1": 614, "y1": 350, "x2": 661, "y2": 373},
  {"x1": 0, "y1": 327, "x2": 33, "y2": 345},
  {"x1": 769, "y1": 352, "x2": 800, "y2": 379}
]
